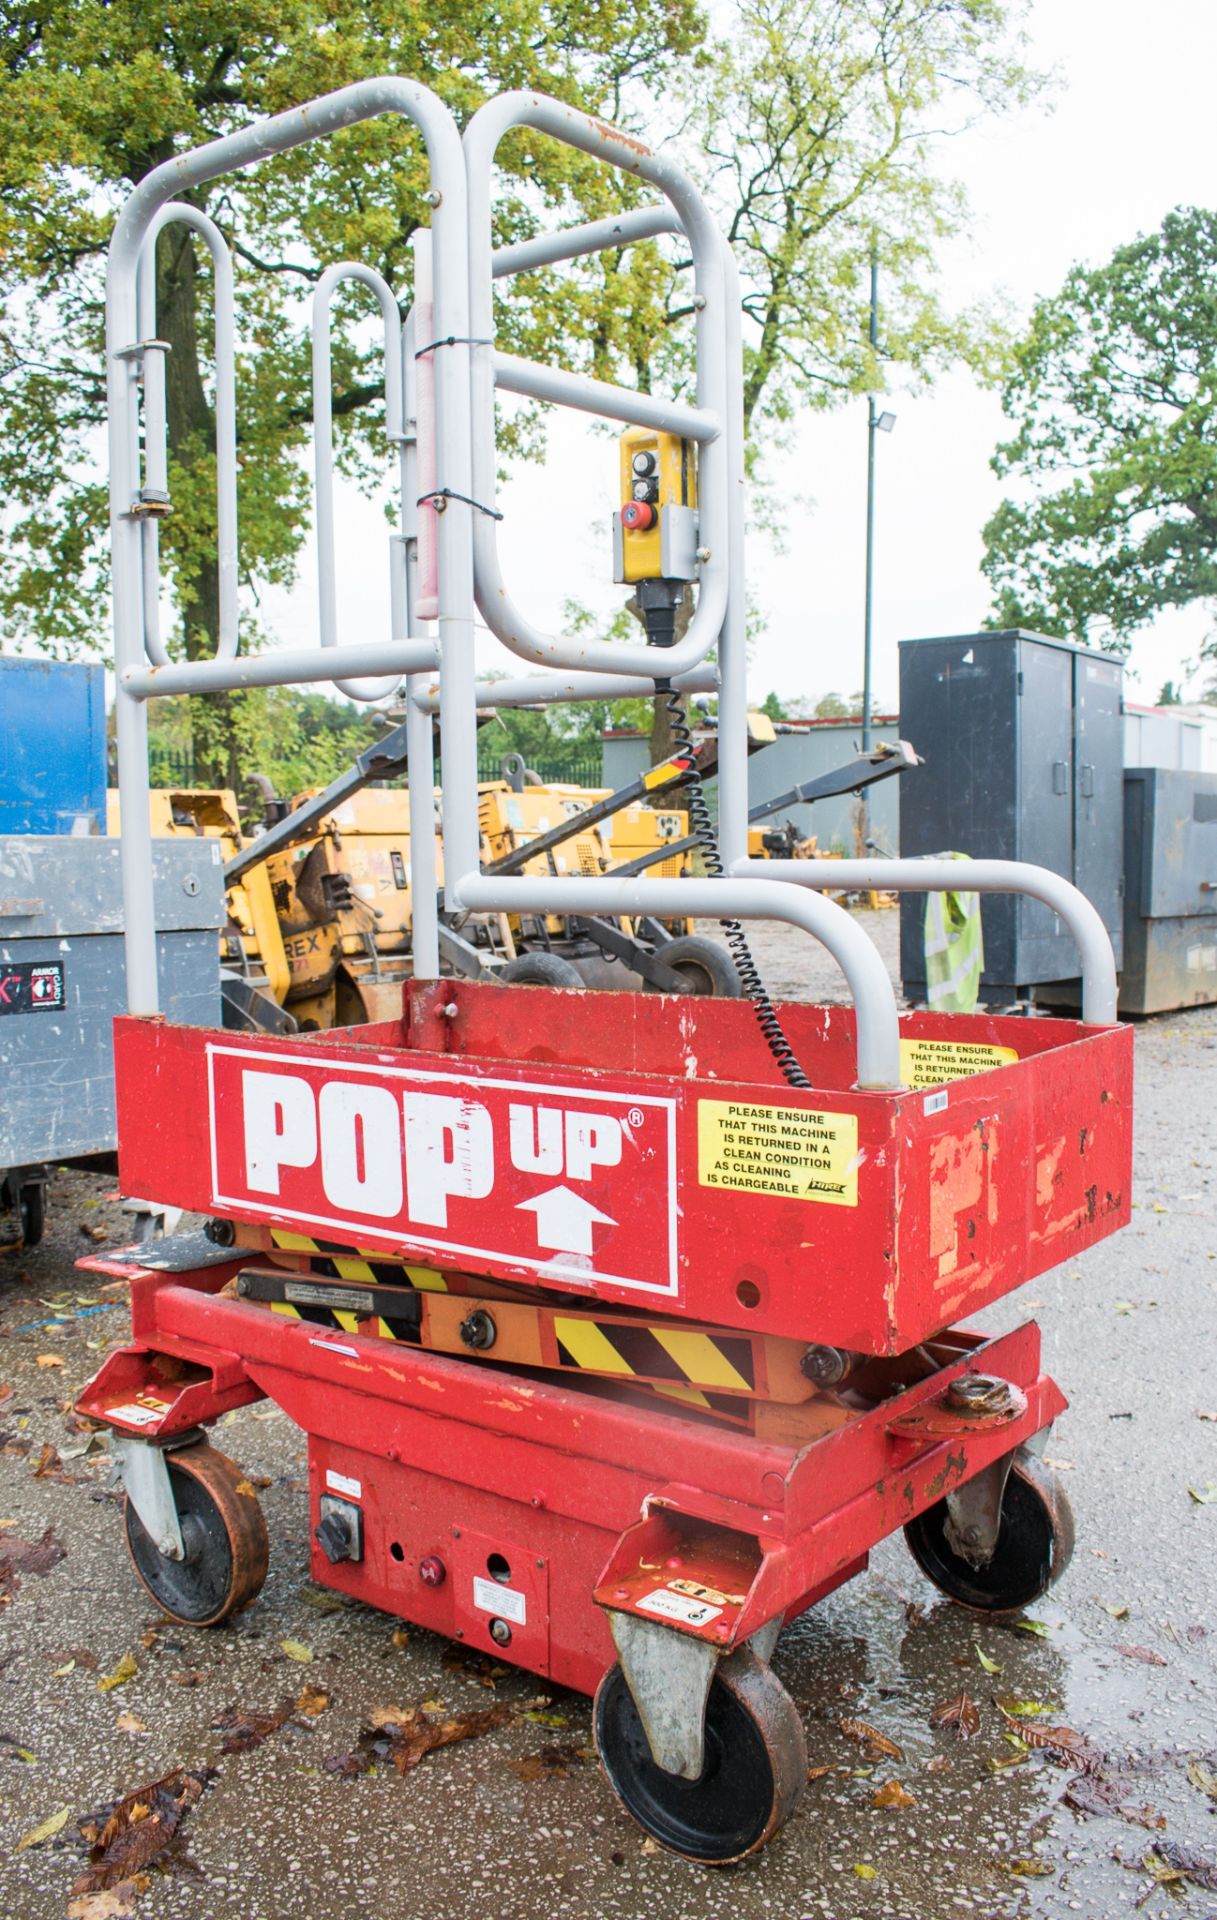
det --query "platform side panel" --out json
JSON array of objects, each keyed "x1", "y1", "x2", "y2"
[
  {"x1": 891, "y1": 1021, "x2": 1132, "y2": 1344},
  {"x1": 114, "y1": 1018, "x2": 219, "y2": 1212}
]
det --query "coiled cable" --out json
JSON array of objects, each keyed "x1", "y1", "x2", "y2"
[{"x1": 663, "y1": 688, "x2": 812, "y2": 1090}]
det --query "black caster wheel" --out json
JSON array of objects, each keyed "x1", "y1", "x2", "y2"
[
  {"x1": 644, "y1": 935, "x2": 743, "y2": 999},
  {"x1": 124, "y1": 1443, "x2": 269, "y2": 1627},
  {"x1": 904, "y1": 1447, "x2": 1074, "y2": 1615},
  {"x1": 594, "y1": 1648, "x2": 806, "y2": 1864},
  {"x1": 499, "y1": 952, "x2": 584, "y2": 988}
]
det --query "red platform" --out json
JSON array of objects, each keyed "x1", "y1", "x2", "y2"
[{"x1": 111, "y1": 980, "x2": 1133, "y2": 1354}]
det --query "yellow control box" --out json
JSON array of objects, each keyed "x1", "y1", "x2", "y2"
[{"x1": 617, "y1": 426, "x2": 696, "y2": 584}]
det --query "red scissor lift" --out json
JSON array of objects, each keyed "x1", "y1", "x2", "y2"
[
  {"x1": 83, "y1": 79, "x2": 1132, "y2": 1863},
  {"x1": 81, "y1": 985, "x2": 1130, "y2": 1859}
]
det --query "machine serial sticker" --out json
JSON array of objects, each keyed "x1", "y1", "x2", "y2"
[
  {"x1": 473, "y1": 1576, "x2": 527, "y2": 1625},
  {"x1": 0, "y1": 959, "x2": 65, "y2": 1016},
  {"x1": 899, "y1": 1038, "x2": 1018, "y2": 1089},
  {"x1": 326, "y1": 1469, "x2": 362, "y2": 1499},
  {"x1": 697, "y1": 1100, "x2": 859, "y2": 1207},
  {"x1": 637, "y1": 1588, "x2": 723, "y2": 1628}
]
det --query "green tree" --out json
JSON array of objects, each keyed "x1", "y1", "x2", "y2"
[
  {"x1": 0, "y1": 0, "x2": 699, "y2": 782},
  {"x1": 982, "y1": 207, "x2": 1217, "y2": 651}
]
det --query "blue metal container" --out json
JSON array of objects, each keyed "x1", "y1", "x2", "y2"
[{"x1": 0, "y1": 655, "x2": 107, "y2": 834}]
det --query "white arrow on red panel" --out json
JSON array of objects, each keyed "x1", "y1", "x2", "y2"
[{"x1": 516, "y1": 1185, "x2": 616, "y2": 1256}]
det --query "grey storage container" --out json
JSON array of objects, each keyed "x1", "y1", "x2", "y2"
[
  {"x1": 898, "y1": 630, "x2": 1124, "y2": 1003},
  {"x1": 0, "y1": 835, "x2": 224, "y2": 1168},
  {"x1": 1120, "y1": 768, "x2": 1217, "y2": 1014}
]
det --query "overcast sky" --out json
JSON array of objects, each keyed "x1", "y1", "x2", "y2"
[{"x1": 262, "y1": 0, "x2": 1217, "y2": 715}]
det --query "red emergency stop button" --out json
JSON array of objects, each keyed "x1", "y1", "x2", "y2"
[{"x1": 621, "y1": 500, "x2": 656, "y2": 531}]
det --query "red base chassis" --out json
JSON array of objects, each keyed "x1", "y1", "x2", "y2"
[{"x1": 80, "y1": 1255, "x2": 1064, "y2": 1695}]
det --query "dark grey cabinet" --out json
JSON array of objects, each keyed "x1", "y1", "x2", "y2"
[
  {"x1": 898, "y1": 630, "x2": 1124, "y2": 1002},
  {"x1": 1120, "y1": 769, "x2": 1217, "y2": 1013}
]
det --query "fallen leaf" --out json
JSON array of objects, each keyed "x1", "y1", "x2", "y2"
[
  {"x1": 35, "y1": 1353, "x2": 65, "y2": 1369},
  {"x1": 1198, "y1": 1411, "x2": 1217, "y2": 1423},
  {"x1": 322, "y1": 1751, "x2": 365, "y2": 1779},
  {"x1": 359, "y1": 1701, "x2": 516, "y2": 1774},
  {"x1": 0, "y1": 1526, "x2": 66, "y2": 1588},
  {"x1": 508, "y1": 1742, "x2": 590, "y2": 1781},
  {"x1": 1188, "y1": 1482, "x2": 1217, "y2": 1505},
  {"x1": 0, "y1": 1386, "x2": 11, "y2": 1405},
  {"x1": 1101, "y1": 1603, "x2": 1130, "y2": 1619},
  {"x1": 114, "y1": 1713, "x2": 146, "y2": 1735},
  {"x1": 1144, "y1": 1842, "x2": 1217, "y2": 1893},
  {"x1": 1114, "y1": 1300, "x2": 1136, "y2": 1315},
  {"x1": 168, "y1": 1670, "x2": 206, "y2": 1688},
  {"x1": 53, "y1": 1660, "x2": 76, "y2": 1677},
  {"x1": 925, "y1": 1754, "x2": 952, "y2": 1774},
  {"x1": 295, "y1": 1685, "x2": 330, "y2": 1718},
  {"x1": 853, "y1": 1863, "x2": 877, "y2": 1880},
  {"x1": 871, "y1": 1778, "x2": 915, "y2": 1808},
  {"x1": 1063, "y1": 1771, "x2": 1164, "y2": 1830},
  {"x1": 930, "y1": 1693, "x2": 980, "y2": 1738},
  {"x1": 1007, "y1": 1857, "x2": 1054, "y2": 1877},
  {"x1": 995, "y1": 1703, "x2": 1104, "y2": 1772},
  {"x1": 1042, "y1": 1457, "x2": 1075, "y2": 1470},
  {"x1": 996, "y1": 1698, "x2": 1056, "y2": 1717},
  {"x1": 67, "y1": 1884, "x2": 145, "y2": 1920},
  {"x1": 1116, "y1": 1644, "x2": 1167, "y2": 1667},
  {"x1": 72, "y1": 1767, "x2": 214, "y2": 1895},
  {"x1": 975, "y1": 1647, "x2": 1002, "y2": 1675},
  {"x1": 234, "y1": 1479, "x2": 257, "y2": 1498},
  {"x1": 79, "y1": 1224, "x2": 109, "y2": 1242},
  {"x1": 1014, "y1": 1618, "x2": 1050, "y2": 1637},
  {"x1": 33, "y1": 1441, "x2": 73, "y2": 1482},
  {"x1": 806, "y1": 1764, "x2": 838, "y2": 1781},
  {"x1": 1188, "y1": 1762, "x2": 1217, "y2": 1803},
  {"x1": 213, "y1": 1700, "x2": 295, "y2": 1754},
  {"x1": 16, "y1": 1805, "x2": 70, "y2": 1850},
  {"x1": 97, "y1": 1652, "x2": 138, "y2": 1694},
  {"x1": 299, "y1": 1585, "x2": 345, "y2": 1614},
  {"x1": 640, "y1": 1838, "x2": 660, "y2": 1855},
  {"x1": 839, "y1": 1718, "x2": 903, "y2": 1761},
  {"x1": 279, "y1": 1639, "x2": 314, "y2": 1664}
]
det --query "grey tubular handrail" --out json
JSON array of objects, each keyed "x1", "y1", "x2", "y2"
[
  {"x1": 312, "y1": 261, "x2": 408, "y2": 700},
  {"x1": 410, "y1": 664, "x2": 717, "y2": 714},
  {"x1": 109, "y1": 76, "x2": 475, "y2": 1015},
  {"x1": 463, "y1": 92, "x2": 728, "y2": 679},
  {"x1": 135, "y1": 204, "x2": 238, "y2": 667},
  {"x1": 743, "y1": 858, "x2": 1119, "y2": 1026},
  {"x1": 453, "y1": 872, "x2": 903, "y2": 1088}
]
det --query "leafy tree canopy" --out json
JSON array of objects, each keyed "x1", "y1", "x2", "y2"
[
  {"x1": 0, "y1": 0, "x2": 1042, "y2": 783},
  {"x1": 982, "y1": 206, "x2": 1217, "y2": 653}
]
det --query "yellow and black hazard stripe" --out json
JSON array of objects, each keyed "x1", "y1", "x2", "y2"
[
  {"x1": 267, "y1": 1228, "x2": 449, "y2": 1293},
  {"x1": 551, "y1": 1315, "x2": 755, "y2": 1395}
]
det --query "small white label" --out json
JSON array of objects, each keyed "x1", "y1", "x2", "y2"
[
  {"x1": 637, "y1": 1587, "x2": 722, "y2": 1628},
  {"x1": 326, "y1": 1469, "x2": 362, "y2": 1500},
  {"x1": 473, "y1": 1575, "x2": 527, "y2": 1624},
  {"x1": 107, "y1": 1403, "x2": 163, "y2": 1428},
  {"x1": 923, "y1": 1089, "x2": 949, "y2": 1115}
]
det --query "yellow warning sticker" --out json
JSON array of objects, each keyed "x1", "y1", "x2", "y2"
[
  {"x1": 899, "y1": 1038, "x2": 1019, "y2": 1089},
  {"x1": 697, "y1": 1100, "x2": 859, "y2": 1206}
]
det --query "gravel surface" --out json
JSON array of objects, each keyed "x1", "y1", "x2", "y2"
[{"x1": 2, "y1": 914, "x2": 1215, "y2": 1920}]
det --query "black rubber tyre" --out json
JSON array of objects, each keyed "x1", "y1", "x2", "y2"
[
  {"x1": 499, "y1": 952, "x2": 584, "y2": 988},
  {"x1": 18, "y1": 1182, "x2": 46, "y2": 1247},
  {"x1": 123, "y1": 1444, "x2": 269, "y2": 1627},
  {"x1": 594, "y1": 1649, "x2": 806, "y2": 1864},
  {"x1": 904, "y1": 1448, "x2": 1075, "y2": 1615},
  {"x1": 644, "y1": 935, "x2": 742, "y2": 999}
]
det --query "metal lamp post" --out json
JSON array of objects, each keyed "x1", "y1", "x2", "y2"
[{"x1": 861, "y1": 253, "x2": 895, "y2": 756}]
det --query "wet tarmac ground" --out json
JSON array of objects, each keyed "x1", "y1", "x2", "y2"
[{"x1": 2, "y1": 911, "x2": 1216, "y2": 1920}]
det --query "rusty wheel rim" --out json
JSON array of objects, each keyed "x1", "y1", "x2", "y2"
[{"x1": 124, "y1": 1443, "x2": 269, "y2": 1627}]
